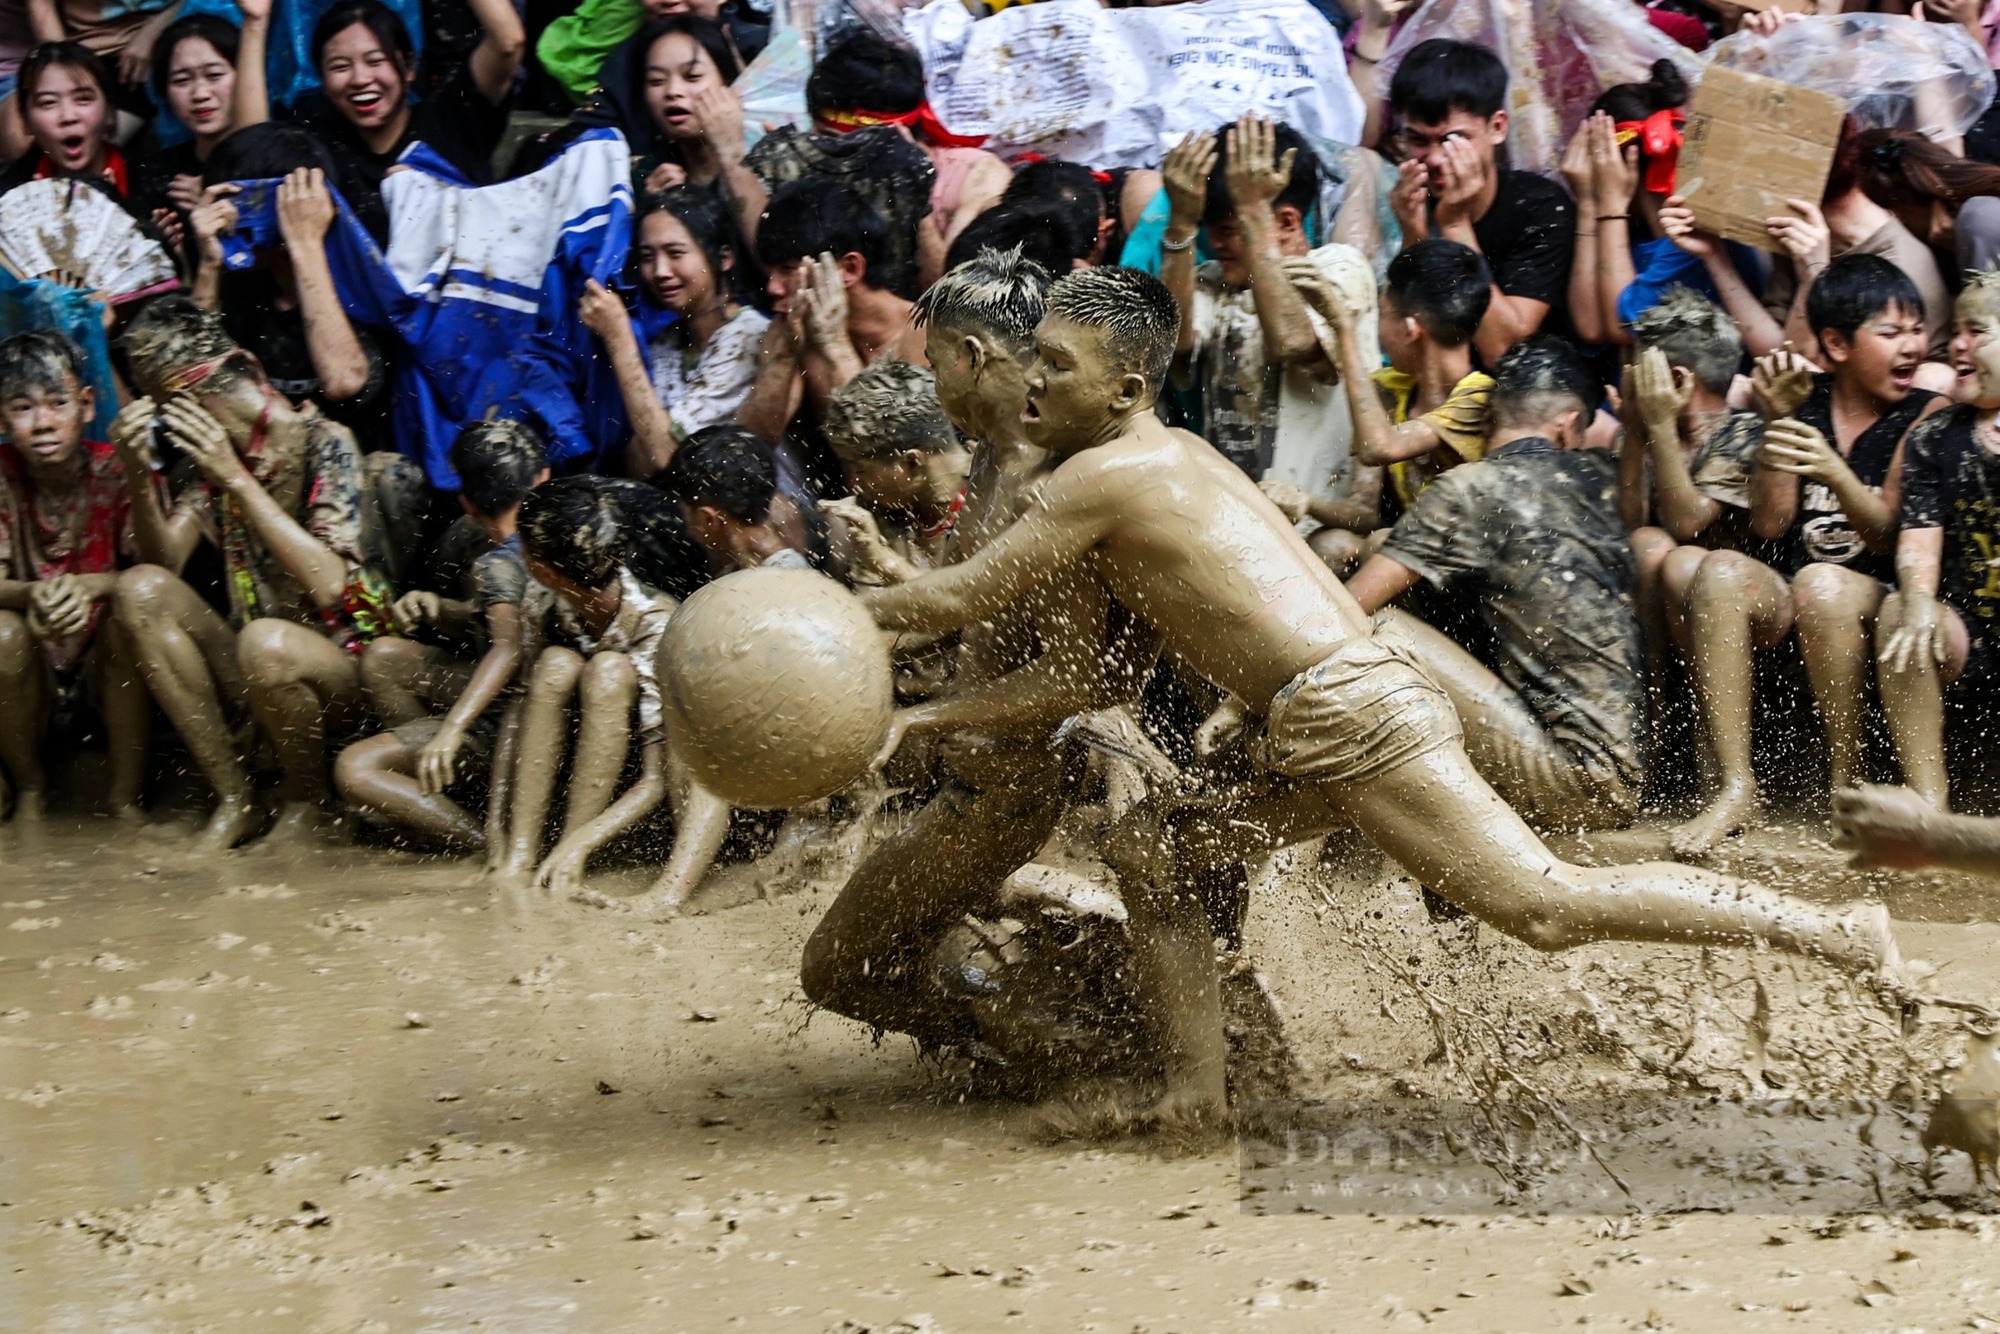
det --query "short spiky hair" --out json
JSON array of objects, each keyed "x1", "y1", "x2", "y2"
[
  {"x1": 0, "y1": 330, "x2": 87, "y2": 400},
  {"x1": 823, "y1": 361, "x2": 956, "y2": 463},
  {"x1": 1960, "y1": 269, "x2": 2000, "y2": 315},
  {"x1": 1630, "y1": 286, "x2": 1743, "y2": 395},
  {"x1": 913, "y1": 245, "x2": 1053, "y2": 353},
  {"x1": 451, "y1": 417, "x2": 546, "y2": 516},
  {"x1": 120, "y1": 296, "x2": 239, "y2": 398},
  {"x1": 1044, "y1": 265, "x2": 1179, "y2": 390}
]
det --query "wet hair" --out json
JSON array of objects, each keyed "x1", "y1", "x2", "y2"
[
  {"x1": 805, "y1": 28, "x2": 924, "y2": 118},
  {"x1": 203, "y1": 122, "x2": 336, "y2": 186},
  {"x1": 152, "y1": 14, "x2": 241, "y2": 105},
  {"x1": 518, "y1": 476, "x2": 629, "y2": 589},
  {"x1": 1044, "y1": 266, "x2": 1179, "y2": 390},
  {"x1": 17, "y1": 42, "x2": 112, "y2": 110},
  {"x1": 0, "y1": 330, "x2": 87, "y2": 401},
  {"x1": 1630, "y1": 287, "x2": 1742, "y2": 396},
  {"x1": 824, "y1": 362, "x2": 956, "y2": 463},
  {"x1": 1002, "y1": 159, "x2": 1105, "y2": 251},
  {"x1": 637, "y1": 14, "x2": 741, "y2": 88},
  {"x1": 637, "y1": 185, "x2": 747, "y2": 304},
  {"x1": 1387, "y1": 39, "x2": 1507, "y2": 126},
  {"x1": 311, "y1": 0, "x2": 415, "y2": 75},
  {"x1": 664, "y1": 424, "x2": 778, "y2": 524},
  {"x1": 913, "y1": 244, "x2": 1054, "y2": 354},
  {"x1": 120, "y1": 296, "x2": 240, "y2": 397},
  {"x1": 944, "y1": 199, "x2": 1092, "y2": 278},
  {"x1": 450, "y1": 418, "x2": 546, "y2": 517},
  {"x1": 1805, "y1": 253, "x2": 1925, "y2": 342},
  {"x1": 1488, "y1": 334, "x2": 1599, "y2": 431},
  {"x1": 1203, "y1": 122, "x2": 1318, "y2": 225},
  {"x1": 1854, "y1": 128, "x2": 2000, "y2": 211},
  {"x1": 755, "y1": 178, "x2": 892, "y2": 289},
  {"x1": 1960, "y1": 269, "x2": 2000, "y2": 317},
  {"x1": 1589, "y1": 58, "x2": 1688, "y2": 124},
  {"x1": 1382, "y1": 240, "x2": 1491, "y2": 348}
]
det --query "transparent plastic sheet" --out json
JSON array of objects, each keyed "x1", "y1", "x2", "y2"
[
  {"x1": 1707, "y1": 14, "x2": 1996, "y2": 142},
  {"x1": 816, "y1": 0, "x2": 921, "y2": 53},
  {"x1": 1375, "y1": 0, "x2": 1702, "y2": 178},
  {"x1": 735, "y1": 25, "x2": 814, "y2": 151},
  {"x1": 0, "y1": 271, "x2": 119, "y2": 441}
]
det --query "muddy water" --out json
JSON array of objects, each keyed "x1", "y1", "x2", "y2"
[{"x1": 4, "y1": 814, "x2": 2000, "y2": 1332}]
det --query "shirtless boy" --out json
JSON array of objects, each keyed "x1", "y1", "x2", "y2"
[
  {"x1": 800, "y1": 246, "x2": 1158, "y2": 1053},
  {"x1": 861, "y1": 266, "x2": 1905, "y2": 1125}
]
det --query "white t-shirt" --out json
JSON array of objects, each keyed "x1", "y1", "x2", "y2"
[
  {"x1": 1186, "y1": 241, "x2": 1379, "y2": 527},
  {"x1": 647, "y1": 306, "x2": 771, "y2": 437}
]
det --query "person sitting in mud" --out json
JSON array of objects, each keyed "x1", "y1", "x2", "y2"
[
  {"x1": 819, "y1": 360, "x2": 973, "y2": 579},
  {"x1": 0, "y1": 331, "x2": 153, "y2": 823},
  {"x1": 1645, "y1": 260, "x2": 1939, "y2": 856},
  {"x1": 1343, "y1": 334, "x2": 1644, "y2": 832},
  {"x1": 858, "y1": 264, "x2": 1906, "y2": 1129},
  {"x1": 493, "y1": 476, "x2": 672, "y2": 893},
  {"x1": 1294, "y1": 239, "x2": 1494, "y2": 556},
  {"x1": 662, "y1": 424, "x2": 849, "y2": 580},
  {"x1": 334, "y1": 420, "x2": 548, "y2": 856},
  {"x1": 799, "y1": 246, "x2": 1163, "y2": 1061},
  {"x1": 1874, "y1": 273, "x2": 2000, "y2": 813},
  {"x1": 110, "y1": 297, "x2": 395, "y2": 850}
]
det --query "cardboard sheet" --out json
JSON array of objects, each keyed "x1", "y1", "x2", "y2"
[{"x1": 1676, "y1": 65, "x2": 1846, "y2": 252}]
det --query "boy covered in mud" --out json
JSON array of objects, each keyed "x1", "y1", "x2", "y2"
[
  {"x1": 0, "y1": 331, "x2": 152, "y2": 822},
  {"x1": 860, "y1": 265, "x2": 1906, "y2": 1128},
  {"x1": 820, "y1": 360, "x2": 973, "y2": 579},
  {"x1": 1344, "y1": 334, "x2": 1644, "y2": 832},
  {"x1": 663, "y1": 425, "x2": 849, "y2": 579},
  {"x1": 491, "y1": 476, "x2": 673, "y2": 893},
  {"x1": 1874, "y1": 272, "x2": 2000, "y2": 813},
  {"x1": 799, "y1": 247, "x2": 1160, "y2": 1055},
  {"x1": 110, "y1": 298, "x2": 394, "y2": 850},
  {"x1": 334, "y1": 419, "x2": 548, "y2": 855}
]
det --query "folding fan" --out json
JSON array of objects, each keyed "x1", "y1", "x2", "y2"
[{"x1": 0, "y1": 177, "x2": 177, "y2": 303}]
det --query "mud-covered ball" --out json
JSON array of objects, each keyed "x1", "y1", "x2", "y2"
[{"x1": 658, "y1": 567, "x2": 894, "y2": 809}]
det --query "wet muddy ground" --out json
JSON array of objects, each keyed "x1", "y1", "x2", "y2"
[{"x1": 4, "y1": 809, "x2": 2000, "y2": 1332}]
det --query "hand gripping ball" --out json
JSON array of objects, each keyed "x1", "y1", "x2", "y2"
[{"x1": 659, "y1": 567, "x2": 894, "y2": 809}]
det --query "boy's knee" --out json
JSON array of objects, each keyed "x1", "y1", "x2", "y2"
[
  {"x1": 113, "y1": 564, "x2": 178, "y2": 625},
  {"x1": 332, "y1": 738, "x2": 377, "y2": 801},
  {"x1": 0, "y1": 609, "x2": 33, "y2": 673},
  {"x1": 360, "y1": 637, "x2": 422, "y2": 695},
  {"x1": 530, "y1": 647, "x2": 583, "y2": 698},
  {"x1": 580, "y1": 650, "x2": 636, "y2": 695},
  {"x1": 1792, "y1": 562, "x2": 1873, "y2": 621},
  {"x1": 237, "y1": 618, "x2": 304, "y2": 688}
]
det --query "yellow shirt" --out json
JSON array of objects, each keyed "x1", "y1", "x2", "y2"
[{"x1": 1370, "y1": 368, "x2": 1495, "y2": 509}]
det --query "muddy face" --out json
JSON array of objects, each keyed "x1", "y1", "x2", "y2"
[
  {"x1": 1949, "y1": 285, "x2": 2000, "y2": 408},
  {"x1": 1022, "y1": 316, "x2": 1135, "y2": 456},
  {"x1": 1, "y1": 373, "x2": 91, "y2": 476}
]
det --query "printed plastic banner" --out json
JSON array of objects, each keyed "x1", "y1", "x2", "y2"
[{"x1": 903, "y1": 0, "x2": 1364, "y2": 169}]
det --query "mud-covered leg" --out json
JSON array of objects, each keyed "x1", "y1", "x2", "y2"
[
  {"x1": 496, "y1": 647, "x2": 580, "y2": 884},
  {"x1": 1876, "y1": 592, "x2": 1970, "y2": 811},
  {"x1": 1793, "y1": 562, "x2": 1885, "y2": 794},
  {"x1": 567, "y1": 651, "x2": 635, "y2": 833},
  {"x1": 91, "y1": 615, "x2": 151, "y2": 819},
  {"x1": 0, "y1": 610, "x2": 48, "y2": 819},
  {"x1": 238, "y1": 617, "x2": 365, "y2": 845},
  {"x1": 334, "y1": 732, "x2": 485, "y2": 850}
]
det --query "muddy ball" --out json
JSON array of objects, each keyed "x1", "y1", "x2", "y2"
[{"x1": 659, "y1": 566, "x2": 894, "y2": 809}]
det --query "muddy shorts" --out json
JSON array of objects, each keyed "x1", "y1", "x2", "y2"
[{"x1": 1251, "y1": 635, "x2": 1462, "y2": 786}]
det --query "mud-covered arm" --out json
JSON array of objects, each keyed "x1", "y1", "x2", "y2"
[{"x1": 861, "y1": 463, "x2": 1114, "y2": 636}]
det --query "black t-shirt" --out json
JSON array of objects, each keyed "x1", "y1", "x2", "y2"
[
  {"x1": 1780, "y1": 373, "x2": 1936, "y2": 579},
  {"x1": 1465, "y1": 169, "x2": 1577, "y2": 309},
  {"x1": 1381, "y1": 437, "x2": 1645, "y2": 789},
  {"x1": 311, "y1": 62, "x2": 511, "y2": 242},
  {"x1": 1899, "y1": 403, "x2": 2000, "y2": 638}
]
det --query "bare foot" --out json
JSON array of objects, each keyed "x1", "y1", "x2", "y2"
[
  {"x1": 1832, "y1": 784, "x2": 1942, "y2": 870},
  {"x1": 109, "y1": 801, "x2": 147, "y2": 824},
  {"x1": 621, "y1": 889, "x2": 683, "y2": 921},
  {"x1": 1670, "y1": 780, "x2": 1762, "y2": 860},
  {"x1": 481, "y1": 858, "x2": 534, "y2": 892},
  {"x1": 194, "y1": 793, "x2": 265, "y2": 851},
  {"x1": 8, "y1": 788, "x2": 47, "y2": 822},
  {"x1": 257, "y1": 801, "x2": 344, "y2": 849}
]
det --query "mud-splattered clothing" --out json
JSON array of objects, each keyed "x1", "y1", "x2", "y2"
[
  {"x1": 745, "y1": 127, "x2": 934, "y2": 301},
  {"x1": 1455, "y1": 169, "x2": 1577, "y2": 310},
  {"x1": 1642, "y1": 408, "x2": 1771, "y2": 557},
  {"x1": 646, "y1": 307, "x2": 771, "y2": 439},
  {"x1": 1254, "y1": 634, "x2": 1462, "y2": 785},
  {"x1": 0, "y1": 440, "x2": 143, "y2": 672},
  {"x1": 1900, "y1": 405, "x2": 2000, "y2": 652},
  {"x1": 470, "y1": 534, "x2": 530, "y2": 611},
  {"x1": 1379, "y1": 436, "x2": 1646, "y2": 793},
  {"x1": 1775, "y1": 374, "x2": 1937, "y2": 580},
  {"x1": 531, "y1": 567, "x2": 673, "y2": 746},
  {"x1": 1184, "y1": 242, "x2": 1373, "y2": 517},
  {"x1": 169, "y1": 417, "x2": 391, "y2": 647}
]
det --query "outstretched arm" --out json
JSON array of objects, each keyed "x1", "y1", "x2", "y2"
[{"x1": 861, "y1": 462, "x2": 1114, "y2": 635}]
